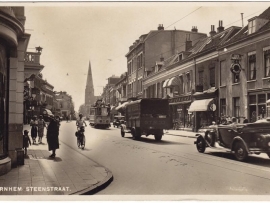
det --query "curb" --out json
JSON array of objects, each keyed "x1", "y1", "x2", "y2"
[
  {"x1": 71, "y1": 168, "x2": 113, "y2": 195},
  {"x1": 165, "y1": 133, "x2": 197, "y2": 139}
]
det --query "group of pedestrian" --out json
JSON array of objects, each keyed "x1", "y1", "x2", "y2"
[{"x1": 23, "y1": 114, "x2": 60, "y2": 158}]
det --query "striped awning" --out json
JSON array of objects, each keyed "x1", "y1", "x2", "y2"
[
  {"x1": 162, "y1": 79, "x2": 170, "y2": 88},
  {"x1": 188, "y1": 99, "x2": 214, "y2": 112},
  {"x1": 167, "y1": 76, "x2": 180, "y2": 87}
]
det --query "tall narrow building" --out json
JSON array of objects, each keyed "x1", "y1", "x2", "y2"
[{"x1": 85, "y1": 61, "x2": 95, "y2": 107}]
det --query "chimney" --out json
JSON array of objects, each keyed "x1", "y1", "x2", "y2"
[
  {"x1": 209, "y1": 25, "x2": 217, "y2": 37},
  {"x1": 191, "y1": 26, "x2": 198, "y2": 33},
  {"x1": 185, "y1": 34, "x2": 192, "y2": 51},
  {"x1": 217, "y1": 20, "x2": 224, "y2": 33},
  {"x1": 158, "y1": 24, "x2": 164, "y2": 30},
  {"x1": 160, "y1": 54, "x2": 164, "y2": 62}
]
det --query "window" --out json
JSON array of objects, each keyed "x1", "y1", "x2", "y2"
[
  {"x1": 248, "y1": 19, "x2": 256, "y2": 34},
  {"x1": 137, "y1": 54, "x2": 143, "y2": 69},
  {"x1": 186, "y1": 73, "x2": 191, "y2": 92},
  {"x1": 209, "y1": 67, "x2": 215, "y2": 87},
  {"x1": 179, "y1": 75, "x2": 184, "y2": 94},
  {"x1": 248, "y1": 53, "x2": 256, "y2": 80},
  {"x1": 220, "y1": 60, "x2": 226, "y2": 86},
  {"x1": 232, "y1": 72, "x2": 240, "y2": 84},
  {"x1": 128, "y1": 62, "x2": 131, "y2": 75},
  {"x1": 233, "y1": 97, "x2": 240, "y2": 118},
  {"x1": 198, "y1": 70, "x2": 204, "y2": 85},
  {"x1": 249, "y1": 95, "x2": 256, "y2": 104},
  {"x1": 264, "y1": 49, "x2": 270, "y2": 77},
  {"x1": 220, "y1": 99, "x2": 226, "y2": 116},
  {"x1": 258, "y1": 94, "x2": 266, "y2": 104}
]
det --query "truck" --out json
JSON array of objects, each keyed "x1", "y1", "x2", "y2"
[{"x1": 119, "y1": 98, "x2": 170, "y2": 141}]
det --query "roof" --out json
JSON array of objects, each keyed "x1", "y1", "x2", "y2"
[{"x1": 258, "y1": 7, "x2": 270, "y2": 20}]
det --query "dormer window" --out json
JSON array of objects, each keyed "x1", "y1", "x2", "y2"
[{"x1": 248, "y1": 18, "x2": 256, "y2": 34}]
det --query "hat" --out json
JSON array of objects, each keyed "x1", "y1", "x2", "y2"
[
  {"x1": 39, "y1": 115, "x2": 43, "y2": 118},
  {"x1": 33, "y1": 115, "x2": 37, "y2": 118},
  {"x1": 24, "y1": 130, "x2": 29, "y2": 134}
]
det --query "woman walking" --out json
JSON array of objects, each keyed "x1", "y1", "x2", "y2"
[
  {"x1": 37, "y1": 115, "x2": 47, "y2": 144},
  {"x1": 47, "y1": 115, "x2": 60, "y2": 158},
  {"x1": 30, "y1": 115, "x2": 38, "y2": 144}
]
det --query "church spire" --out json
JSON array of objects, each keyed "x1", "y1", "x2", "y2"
[
  {"x1": 86, "y1": 61, "x2": 94, "y2": 89},
  {"x1": 85, "y1": 61, "x2": 95, "y2": 106}
]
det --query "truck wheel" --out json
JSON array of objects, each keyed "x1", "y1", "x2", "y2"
[
  {"x1": 234, "y1": 142, "x2": 248, "y2": 161},
  {"x1": 135, "y1": 128, "x2": 141, "y2": 140},
  {"x1": 154, "y1": 133, "x2": 162, "y2": 141},
  {"x1": 131, "y1": 128, "x2": 136, "y2": 140},
  {"x1": 196, "y1": 136, "x2": 206, "y2": 153},
  {"x1": 121, "y1": 127, "x2": 125, "y2": 137}
]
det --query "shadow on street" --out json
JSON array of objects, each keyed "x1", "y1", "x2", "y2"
[
  {"x1": 206, "y1": 151, "x2": 270, "y2": 167},
  {"x1": 124, "y1": 136, "x2": 188, "y2": 145}
]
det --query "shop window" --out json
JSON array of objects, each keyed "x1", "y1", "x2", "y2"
[
  {"x1": 209, "y1": 67, "x2": 215, "y2": 87},
  {"x1": 233, "y1": 97, "x2": 240, "y2": 118},
  {"x1": 220, "y1": 98, "x2": 226, "y2": 116},
  {"x1": 258, "y1": 94, "x2": 266, "y2": 104},
  {"x1": 248, "y1": 53, "x2": 256, "y2": 80},
  {"x1": 264, "y1": 50, "x2": 270, "y2": 77}
]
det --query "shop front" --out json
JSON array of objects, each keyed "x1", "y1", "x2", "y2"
[
  {"x1": 0, "y1": 43, "x2": 8, "y2": 162},
  {"x1": 249, "y1": 91, "x2": 270, "y2": 122},
  {"x1": 189, "y1": 88, "x2": 218, "y2": 131},
  {"x1": 169, "y1": 95, "x2": 194, "y2": 131}
]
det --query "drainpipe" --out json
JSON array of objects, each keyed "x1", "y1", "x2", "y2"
[{"x1": 193, "y1": 57, "x2": 197, "y2": 132}]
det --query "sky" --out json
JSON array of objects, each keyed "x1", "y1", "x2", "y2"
[{"x1": 20, "y1": 2, "x2": 270, "y2": 111}]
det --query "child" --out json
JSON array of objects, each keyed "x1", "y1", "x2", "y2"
[{"x1": 23, "y1": 130, "x2": 31, "y2": 156}]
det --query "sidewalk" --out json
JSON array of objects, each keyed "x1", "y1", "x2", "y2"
[
  {"x1": 165, "y1": 129, "x2": 198, "y2": 138},
  {"x1": 0, "y1": 125, "x2": 113, "y2": 195}
]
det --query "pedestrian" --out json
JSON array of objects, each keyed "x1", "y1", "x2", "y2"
[
  {"x1": 243, "y1": 117, "x2": 249, "y2": 123},
  {"x1": 30, "y1": 115, "x2": 38, "y2": 144},
  {"x1": 66, "y1": 115, "x2": 69, "y2": 123},
  {"x1": 23, "y1": 130, "x2": 31, "y2": 156},
  {"x1": 47, "y1": 115, "x2": 60, "y2": 158},
  {"x1": 37, "y1": 115, "x2": 47, "y2": 144}
]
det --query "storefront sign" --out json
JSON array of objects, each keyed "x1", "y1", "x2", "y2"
[
  {"x1": 231, "y1": 54, "x2": 242, "y2": 60},
  {"x1": 169, "y1": 95, "x2": 191, "y2": 104}
]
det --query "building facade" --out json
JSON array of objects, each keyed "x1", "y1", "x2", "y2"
[
  {"x1": 55, "y1": 91, "x2": 75, "y2": 119},
  {"x1": 0, "y1": 7, "x2": 30, "y2": 172},
  {"x1": 126, "y1": 24, "x2": 207, "y2": 100}
]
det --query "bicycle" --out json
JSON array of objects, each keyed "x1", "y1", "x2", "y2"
[{"x1": 76, "y1": 126, "x2": 86, "y2": 150}]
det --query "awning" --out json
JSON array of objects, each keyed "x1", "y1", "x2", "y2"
[
  {"x1": 167, "y1": 76, "x2": 180, "y2": 87},
  {"x1": 188, "y1": 98, "x2": 215, "y2": 112},
  {"x1": 267, "y1": 99, "x2": 270, "y2": 104},
  {"x1": 162, "y1": 79, "x2": 170, "y2": 88},
  {"x1": 42, "y1": 109, "x2": 53, "y2": 116}
]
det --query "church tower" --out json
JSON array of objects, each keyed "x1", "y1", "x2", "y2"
[{"x1": 85, "y1": 61, "x2": 95, "y2": 107}]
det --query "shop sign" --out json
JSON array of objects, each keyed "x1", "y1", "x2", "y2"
[
  {"x1": 169, "y1": 95, "x2": 191, "y2": 104},
  {"x1": 231, "y1": 54, "x2": 242, "y2": 60},
  {"x1": 209, "y1": 103, "x2": 216, "y2": 111},
  {"x1": 177, "y1": 109, "x2": 182, "y2": 112}
]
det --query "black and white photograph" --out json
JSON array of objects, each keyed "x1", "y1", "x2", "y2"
[{"x1": 1, "y1": 1, "x2": 270, "y2": 201}]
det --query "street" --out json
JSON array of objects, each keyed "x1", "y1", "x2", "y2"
[{"x1": 59, "y1": 120, "x2": 270, "y2": 195}]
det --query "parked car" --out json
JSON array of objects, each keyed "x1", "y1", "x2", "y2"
[{"x1": 194, "y1": 120, "x2": 270, "y2": 161}]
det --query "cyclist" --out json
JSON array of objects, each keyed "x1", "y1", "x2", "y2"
[
  {"x1": 76, "y1": 126, "x2": 85, "y2": 149},
  {"x1": 76, "y1": 113, "x2": 87, "y2": 128},
  {"x1": 76, "y1": 114, "x2": 87, "y2": 149}
]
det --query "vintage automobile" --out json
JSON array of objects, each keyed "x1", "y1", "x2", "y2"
[
  {"x1": 194, "y1": 119, "x2": 270, "y2": 161},
  {"x1": 113, "y1": 115, "x2": 125, "y2": 128}
]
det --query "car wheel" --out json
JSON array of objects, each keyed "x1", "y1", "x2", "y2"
[
  {"x1": 234, "y1": 142, "x2": 248, "y2": 161},
  {"x1": 196, "y1": 136, "x2": 206, "y2": 153},
  {"x1": 121, "y1": 127, "x2": 125, "y2": 137}
]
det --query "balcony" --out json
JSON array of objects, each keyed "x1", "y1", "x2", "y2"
[{"x1": 25, "y1": 52, "x2": 41, "y2": 65}]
